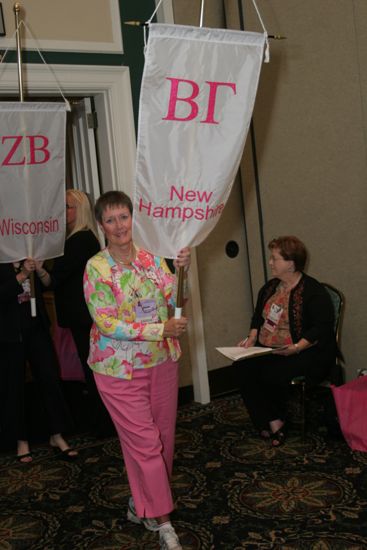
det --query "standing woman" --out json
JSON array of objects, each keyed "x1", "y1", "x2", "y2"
[
  {"x1": 84, "y1": 191, "x2": 190, "y2": 550},
  {"x1": 0, "y1": 259, "x2": 77, "y2": 462},
  {"x1": 40, "y1": 189, "x2": 114, "y2": 437}
]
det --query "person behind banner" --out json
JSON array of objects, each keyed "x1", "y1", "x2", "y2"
[
  {"x1": 237, "y1": 236, "x2": 336, "y2": 447},
  {"x1": 37, "y1": 189, "x2": 115, "y2": 438},
  {"x1": 0, "y1": 259, "x2": 78, "y2": 463},
  {"x1": 83, "y1": 191, "x2": 190, "y2": 550}
]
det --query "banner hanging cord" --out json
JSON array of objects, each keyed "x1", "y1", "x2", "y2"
[
  {"x1": 146, "y1": 0, "x2": 164, "y2": 25},
  {"x1": 250, "y1": 0, "x2": 269, "y2": 62},
  {"x1": 0, "y1": 20, "x2": 71, "y2": 111},
  {"x1": 144, "y1": 0, "x2": 164, "y2": 50},
  {"x1": 144, "y1": 0, "x2": 269, "y2": 62}
]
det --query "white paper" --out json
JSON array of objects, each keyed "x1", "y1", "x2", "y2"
[{"x1": 216, "y1": 346, "x2": 274, "y2": 361}]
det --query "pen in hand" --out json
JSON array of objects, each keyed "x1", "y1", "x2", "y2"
[{"x1": 238, "y1": 337, "x2": 248, "y2": 347}]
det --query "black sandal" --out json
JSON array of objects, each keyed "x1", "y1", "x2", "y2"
[
  {"x1": 271, "y1": 428, "x2": 286, "y2": 447},
  {"x1": 59, "y1": 448, "x2": 79, "y2": 461},
  {"x1": 17, "y1": 452, "x2": 33, "y2": 464},
  {"x1": 51, "y1": 445, "x2": 79, "y2": 461}
]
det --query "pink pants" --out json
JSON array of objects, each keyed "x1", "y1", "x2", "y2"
[{"x1": 94, "y1": 359, "x2": 179, "y2": 518}]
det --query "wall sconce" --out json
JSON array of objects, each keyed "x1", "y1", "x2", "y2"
[{"x1": 0, "y1": 3, "x2": 5, "y2": 37}]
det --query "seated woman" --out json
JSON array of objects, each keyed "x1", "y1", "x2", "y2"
[{"x1": 237, "y1": 236, "x2": 336, "y2": 447}]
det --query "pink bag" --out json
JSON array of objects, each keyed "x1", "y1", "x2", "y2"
[
  {"x1": 331, "y1": 376, "x2": 367, "y2": 452},
  {"x1": 53, "y1": 324, "x2": 85, "y2": 382}
]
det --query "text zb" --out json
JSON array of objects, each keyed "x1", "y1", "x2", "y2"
[{"x1": 1, "y1": 135, "x2": 50, "y2": 166}]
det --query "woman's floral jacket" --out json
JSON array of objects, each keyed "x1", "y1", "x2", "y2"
[{"x1": 83, "y1": 247, "x2": 183, "y2": 379}]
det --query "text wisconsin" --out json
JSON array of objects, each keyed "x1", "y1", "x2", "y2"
[{"x1": 0, "y1": 217, "x2": 59, "y2": 236}]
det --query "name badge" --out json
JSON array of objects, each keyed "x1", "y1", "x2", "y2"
[
  {"x1": 263, "y1": 303, "x2": 283, "y2": 333},
  {"x1": 17, "y1": 279, "x2": 31, "y2": 304},
  {"x1": 135, "y1": 299, "x2": 158, "y2": 322}
]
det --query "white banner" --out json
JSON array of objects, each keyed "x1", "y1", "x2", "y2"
[
  {"x1": 0, "y1": 102, "x2": 67, "y2": 263},
  {"x1": 133, "y1": 23, "x2": 266, "y2": 258}
]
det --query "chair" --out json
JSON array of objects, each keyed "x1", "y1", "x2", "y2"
[{"x1": 290, "y1": 283, "x2": 345, "y2": 438}]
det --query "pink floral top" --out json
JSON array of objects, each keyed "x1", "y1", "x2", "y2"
[
  {"x1": 259, "y1": 284, "x2": 293, "y2": 348},
  {"x1": 83, "y1": 247, "x2": 184, "y2": 380}
]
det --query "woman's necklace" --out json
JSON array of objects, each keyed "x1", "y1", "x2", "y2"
[{"x1": 109, "y1": 243, "x2": 135, "y2": 266}]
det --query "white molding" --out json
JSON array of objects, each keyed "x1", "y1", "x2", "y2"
[
  {"x1": 186, "y1": 249, "x2": 210, "y2": 404},
  {"x1": 0, "y1": 63, "x2": 136, "y2": 195},
  {"x1": 0, "y1": 0, "x2": 123, "y2": 53}
]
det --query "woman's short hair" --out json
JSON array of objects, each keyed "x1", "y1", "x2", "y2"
[
  {"x1": 66, "y1": 189, "x2": 98, "y2": 239},
  {"x1": 94, "y1": 191, "x2": 133, "y2": 223},
  {"x1": 268, "y1": 236, "x2": 308, "y2": 272}
]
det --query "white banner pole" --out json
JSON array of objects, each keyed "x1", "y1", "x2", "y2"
[
  {"x1": 14, "y1": 3, "x2": 36, "y2": 316},
  {"x1": 199, "y1": 0, "x2": 205, "y2": 28},
  {"x1": 175, "y1": 0, "x2": 204, "y2": 320},
  {"x1": 174, "y1": 266, "x2": 185, "y2": 319}
]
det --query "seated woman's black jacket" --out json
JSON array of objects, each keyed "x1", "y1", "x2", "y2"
[
  {"x1": 0, "y1": 263, "x2": 50, "y2": 343},
  {"x1": 250, "y1": 273, "x2": 336, "y2": 355}
]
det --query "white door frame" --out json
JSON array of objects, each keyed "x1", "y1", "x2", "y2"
[
  {"x1": 0, "y1": 63, "x2": 136, "y2": 195},
  {"x1": 69, "y1": 97, "x2": 101, "y2": 200}
]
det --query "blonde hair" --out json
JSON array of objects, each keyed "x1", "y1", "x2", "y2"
[{"x1": 66, "y1": 189, "x2": 98, "y2": 239}]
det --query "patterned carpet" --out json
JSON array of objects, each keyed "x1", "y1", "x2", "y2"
[{"x1": 1, "y1": 389, "x2": 367, "y2": 549}]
